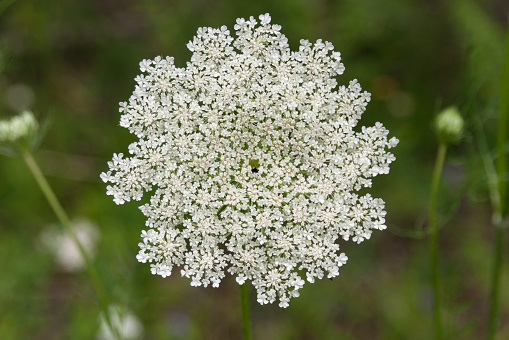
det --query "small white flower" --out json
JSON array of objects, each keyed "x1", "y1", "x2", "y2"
[
  {"x1": 40, "y1": 217, "x2": 99, "y2": 272},
  {"x1": 259, "y1": 13, "x2": 271, "y2": 25},
  {"x1": 102, "y1": 13, "x2": 398, "y2": 307},
  {"x1": 97, "y1": 305, "x2": 143, "y2": 340}
]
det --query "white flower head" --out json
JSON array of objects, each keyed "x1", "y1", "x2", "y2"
[
  {"x1": 0, "y1": 110, "x2": 45, "y2": 156},
  {"x1": 101, "y1": 13, "x2": 398, "y2": 307},
  {"x1": 0, "y1": 110, "x2": 38, "y2": 143}
]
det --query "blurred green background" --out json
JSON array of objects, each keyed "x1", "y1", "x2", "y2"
[{"x1": 1, "y1": 0, "x2": 508, "y2": 339}]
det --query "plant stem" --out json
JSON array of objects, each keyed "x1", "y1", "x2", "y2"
[
  {"x1": 429, "y1": 143, "x2": 447, "y2": 340},
  {"x1": 21, "y1": 149, "x2": 121, "y2": 340},
  {"x1": 487, "y1": 13, "x2": 509, "y2": 340},
  {"x1": 239, "y1": 283, "x2": 252, "y2": 340},
  {"x1": 488, "y1": 222, "x2": 505, "y2": 340}
]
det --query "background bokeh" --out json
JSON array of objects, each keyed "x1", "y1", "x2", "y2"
[{"x1": 1, "y1": 0, "x2": 508, "y2": 339}]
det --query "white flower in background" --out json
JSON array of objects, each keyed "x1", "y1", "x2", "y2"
[
  {"x1": 0, "y1": 110, "x2": 44, "y2": 156},
  {"x1": 101, "y1": 14, "x2": 398, "y2": 307},
  {"x1": 6, "y1": 83, "x2": 36, "y2": 112},
  {"x1": 0, "y1": 110, "x2": 37, "y2": 143},
  {"x1": 97, "y1": 305, "x2": 143, "y2": 340},
  {"x1": 40, "y1": 217, "x2": 99, "y2": 272}
]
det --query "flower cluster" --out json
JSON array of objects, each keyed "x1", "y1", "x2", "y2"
[{"x1": 101, "y1": 14, "x2": 398, "y2": 307}]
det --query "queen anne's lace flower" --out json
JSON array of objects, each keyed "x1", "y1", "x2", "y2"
[{"x1": 101, "y1": 14, "x2": 398, "y2": 307}]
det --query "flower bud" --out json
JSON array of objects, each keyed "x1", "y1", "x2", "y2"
[
  {"x1": 0, "y1": 111, "x2": 41, "y2": 156},
  {"x1": 434, "y1": 106, "x2": 464, "y2": 145},
  {"x1": 0, "y1": 111, "x2": 37, "y2": 142}
]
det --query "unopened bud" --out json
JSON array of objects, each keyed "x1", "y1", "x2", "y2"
[{"x1": 434, "y1": 106, "x2": 464, "y2": 145}]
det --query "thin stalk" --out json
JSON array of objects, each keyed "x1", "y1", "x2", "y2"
[
  {"x1": 21, "y1": 149, "x2": 122, "y2": 340},
  {"x1": 429, "y1": 143, "x2": 447, "y2": 340},
  {"x1": 239, "y1": 283, "x2": 252, "y2": 340},
  {"x1": 487, "y1": 12, "x2": 509, "y2": 340},
  {"x1": 488, "y1": 223, "x2": 505, "y2": 340}
]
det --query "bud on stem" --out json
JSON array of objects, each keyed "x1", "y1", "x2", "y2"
[{"x1": 434, "y1": 106, "x2": 464, "y2": 145}]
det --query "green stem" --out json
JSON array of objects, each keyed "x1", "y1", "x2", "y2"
[
  {"x1": 488, "y1": 222, "x2": 505, "y2": 340},
  {"x1": 239, "y1": 283, "x2": 252, "y2": 340},
  {"x1": 21, "y1": 149, "x2": 121, "y2": 340},
  {"x1": 496, "y1": 12, "x2": 509, "y2": 218},
  {"x1": 487, "y1": 12, "x2": 509, "y2": 340},
  {"x1": 429, "y1": 143, "x2": 447, "y2": 340}
]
